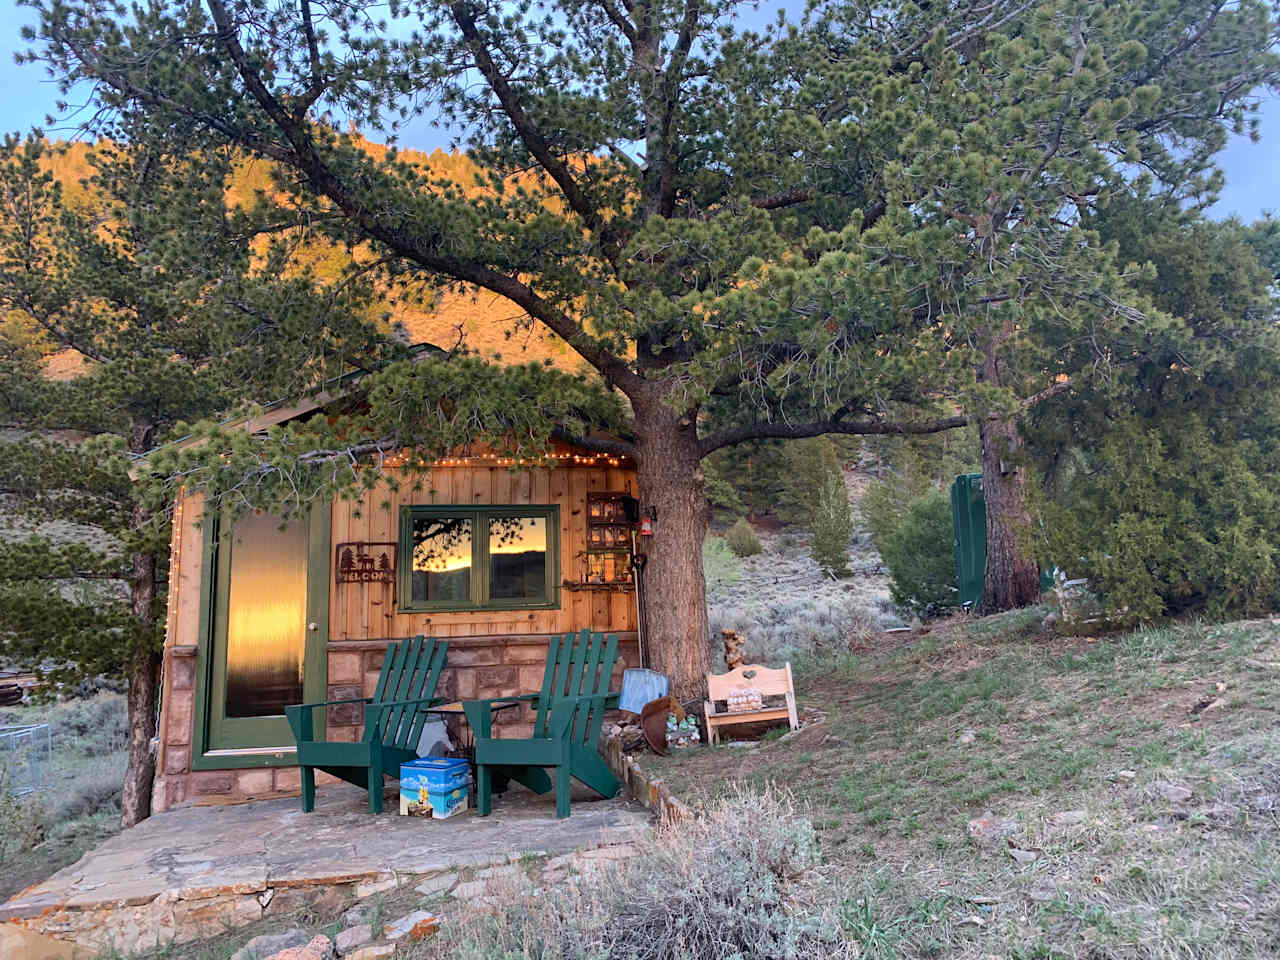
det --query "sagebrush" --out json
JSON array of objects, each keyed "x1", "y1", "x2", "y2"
[
  {"x1": 417, "y1": 787, "x2": 853, "y2": 960},
  {"x1": 725, "y1": 517, "x2": 763, "y2": 557}
]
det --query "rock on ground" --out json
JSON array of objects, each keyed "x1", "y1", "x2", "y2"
[
  {"x1": 231, "y1": 929, "x2": 310, "y2": 960},
  {"x1": 345, "y1": 945, "x2": 395, "y2": 960},
  {"x1": 415, "y1": 871, "x2": 458, "y2": 896},
  {"x1": 967, "y1": 811, "x2": 1020, "y2": 844},
  {"x1": 1152, "y1": 780, "x2": 1194, "y2": 803},
  {"x1": 384, "y1": 909, "x2": 440, "y2": 942},
  {"x1": 264, "y1": 935, "x2": 334, "y2": 960},
  {"x1": 334, "y1": 923, "x2": 373, "y2": 955}
]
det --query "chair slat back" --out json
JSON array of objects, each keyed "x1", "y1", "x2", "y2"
[
  {"x1": 706, "y1": 663, "x2": 793, "y2": 702},
  {"x1": 532, "y1": 633, "x2": 570, "y2": 737},
  {"x1": 532, "y1": 630, "x2": 619, "y2": 740},
  {"x1": 571, "y1": 632, "x2": 617, "y2": 747},
  {"x1": 397, "y1": 640, "x2": 448, "y2": 748},
  {"x1": 361, "y1": 637, "x2": 448, "y2": 748}
]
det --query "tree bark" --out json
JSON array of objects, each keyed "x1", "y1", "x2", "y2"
[
  {"x1": 120, "y1": 641, "x2": 160, "y2": 827},
  {"x1": 977, "y1": 414, "x2": 1042, "y2": 613},
  {"x1": 120, "y1": 419, "x2": 160, "y2": 828},
  {"x1": 630, "y1": 391, "x2": 712, "y2": 704}
]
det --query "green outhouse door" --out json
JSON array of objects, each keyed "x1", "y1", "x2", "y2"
[{"x1": 951, "y1": 473, "x2": 985, "y2": 608}]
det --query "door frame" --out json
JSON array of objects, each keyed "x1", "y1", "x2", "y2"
[{"x1": 190, "y1": 505, "x2": 331, "y2": 770}]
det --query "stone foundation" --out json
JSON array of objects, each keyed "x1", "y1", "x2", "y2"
[
  {"x1": 3, "y1": 784, "x2": 650, "y2": 952},
  {"x1": 600, "y1": 731, "x2": 692, "y2": 824}
]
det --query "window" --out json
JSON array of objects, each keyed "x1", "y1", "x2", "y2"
[{"x1": 399, "y1": 505, "x2": 559, "y2": 611}]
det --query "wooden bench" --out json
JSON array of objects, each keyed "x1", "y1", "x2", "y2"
[{"x1": 703, "y1": 663, "x2": 798, "y2": 744}]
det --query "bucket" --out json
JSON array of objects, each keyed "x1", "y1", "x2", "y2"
[{"x1": 618, "y1": 668, "x2": 669, "y2": 714}]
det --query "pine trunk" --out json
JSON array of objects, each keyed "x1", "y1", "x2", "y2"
[
  {"x1": 120, "y1": 640, "x2": 160, "y2": 828},
  {"x1": 120, "y1": 420, "x2": 160, "y2": 828},
  {"x1": 631, "y1": 394, "x2": 712, "y2": 704},
  {"x1": 978, "y1": 415, "x2": 1042, "y2": 613}
]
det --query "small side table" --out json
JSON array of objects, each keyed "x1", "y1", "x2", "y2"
[{"x1": 422, "y1": 699, "x2": 521, "y2": 776}]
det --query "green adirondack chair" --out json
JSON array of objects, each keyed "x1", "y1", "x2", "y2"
[
  {"x1": 463, "y1": 629, "x2": 621, "y2": 819},
  {"x1": 285, "y1": 635, "x2": 448, "y2": 814}
]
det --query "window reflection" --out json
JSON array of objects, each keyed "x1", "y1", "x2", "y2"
[
  {"x1": 224, "y1": 511, "x2": 307, "y2": 718},
  {"x1": 489, "y1": 516, "x2": 548, "y2": 601},
  {"x1": 411, "y1": 516, "x2": 472, "y2": 603}
]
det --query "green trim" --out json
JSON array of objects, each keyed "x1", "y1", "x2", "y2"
[
  {"x1": 191, "y1": 750, "x2": 299, "y2": 771},
  {"x1": 190, "y1": 513, "x2": 220, "y2": 768},
  {"x1": 191, "y1": 505, "x2": 331, "y2": 767},
  {"x1": 398, "y1": 504, "x2": 560, "y2": 613}
]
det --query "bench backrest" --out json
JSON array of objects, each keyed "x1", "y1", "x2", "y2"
[
  {"x1": 366, "y1": 635, "x2": 448, "y2": 749},
  {"x1": 707, "y1": 663, "x2": 793, "y2": 702},
  {"x1": 534, "y1": 629, "x2": 619, "y2": 745}
]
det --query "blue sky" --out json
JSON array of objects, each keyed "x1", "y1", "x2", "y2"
[{"x1": 1, "y1": 0, "x2": 1275, "y2": 222}]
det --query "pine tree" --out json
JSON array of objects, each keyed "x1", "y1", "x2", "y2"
[
  {"x1": 0, "y1": 133, "x2": 392, "y2": 824},
  {"x1": 24, "y1": 0, "x2": 1280, "y2": 695},
  {"x1": 1028, "y1": 198, "x2": 1280, "y2": 622},
  {"x1": 810, "y1": 469, "x2": 854, "y2": 578}
]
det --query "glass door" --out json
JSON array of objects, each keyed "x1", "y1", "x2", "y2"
[{"x1": 206, "y1": 508, "x2": 329, "y2": 751}]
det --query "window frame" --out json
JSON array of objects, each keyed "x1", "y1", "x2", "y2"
[{"x1": 397, "y1": 504, "x2": 560, "y2": 613}]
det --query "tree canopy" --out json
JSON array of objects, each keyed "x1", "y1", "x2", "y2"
[
  {"x1": 0, "y1": 129, "x2": 393, "y2": 821},
  {"x1": 18, "y1": 0, "x2": 1280, "y2": 693}
]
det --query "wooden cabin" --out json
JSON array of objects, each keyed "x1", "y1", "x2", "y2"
[{"x1": 153, "y1": 439, "x2": 639, "y2": 810}]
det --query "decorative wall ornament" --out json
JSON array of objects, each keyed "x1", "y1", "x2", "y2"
[{"x1": 335, "y1": 542, "x2": 398, "y2": 585}]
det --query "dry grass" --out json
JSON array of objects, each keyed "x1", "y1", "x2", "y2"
[
  {"x1": 646, "y1": 612, "x2": 1280, "y2": 959},
  {"x1": 707, "y1": 530, "x2": 901, "y2": 668},
  {"x1": 0, "y1": 694, "x2": 129, "y2": 900},
  {"x1": 411, "y1": 786, "x2": 852, "y2": 960}
]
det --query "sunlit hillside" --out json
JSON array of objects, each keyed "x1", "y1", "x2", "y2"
[{"x1": 31, "y1": 138, "x2": 578, "y2": 385}]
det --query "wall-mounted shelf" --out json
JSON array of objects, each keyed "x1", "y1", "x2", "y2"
[
  {"x1": 562, "y1": 579, "x2": 636, "y2": 593},
  {"x1": 584, "y1": 491, "x2": 635, "y2": 587}
]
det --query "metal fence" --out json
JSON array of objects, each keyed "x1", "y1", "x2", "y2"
[{"x1": 0, "y1": 723, "x2": 51, "y2": 797}]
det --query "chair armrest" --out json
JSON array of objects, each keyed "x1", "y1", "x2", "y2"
[{"x1": 546, "y1": 692, "x2": 616, "y2": 738}]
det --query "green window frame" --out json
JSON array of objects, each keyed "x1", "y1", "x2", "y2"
[{"x1": 398, "y1": 504, "x2": 560, "y2": 613}]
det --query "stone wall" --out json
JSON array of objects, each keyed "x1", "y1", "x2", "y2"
[{"x1": 153, "y1": 632, "x2": 639, "y2": 811}]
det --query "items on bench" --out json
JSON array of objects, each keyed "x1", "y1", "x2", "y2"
[
  {"x1": 703, "y1": 663, "x2": 798, "y2": 744},
  {"x1": 285, "y1": 635, "x2": 448, "y2": 814}
]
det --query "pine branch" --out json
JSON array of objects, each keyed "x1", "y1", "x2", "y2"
[{"x1": 699, "y1": 414, "x2": 969, "y2": 457}]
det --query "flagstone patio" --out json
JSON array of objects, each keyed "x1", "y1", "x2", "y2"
[{"x1": 2, "y1": 783, "x2": 652, "y2": 952}]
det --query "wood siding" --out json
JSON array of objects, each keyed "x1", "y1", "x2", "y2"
[{"x1": 329, "y1": 463, "x2": 638, "y2": 641}]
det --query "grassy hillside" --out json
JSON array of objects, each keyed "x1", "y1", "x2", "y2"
[
  {"x1": 0, "y1": 694, "x2": 128, "y2": 902},
  {"x1": 640, "y1": 610, "x2": 1280, "y2": 958}
]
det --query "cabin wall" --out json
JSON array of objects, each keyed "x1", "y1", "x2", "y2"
[
  {"x1": 332, "y1": 464, "x2": 638, "y2": 642},
  {"x1": 153, "y1": 461, "x2": 641, "y2": 812}
]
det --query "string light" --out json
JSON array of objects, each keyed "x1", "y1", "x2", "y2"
[{"x1": 164, "y1": 493, "x2": 185, "y2": 646}]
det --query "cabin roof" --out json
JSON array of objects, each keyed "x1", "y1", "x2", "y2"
[{"x1": 128, "y1": 343, "x2": 631, "y2": 478}]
